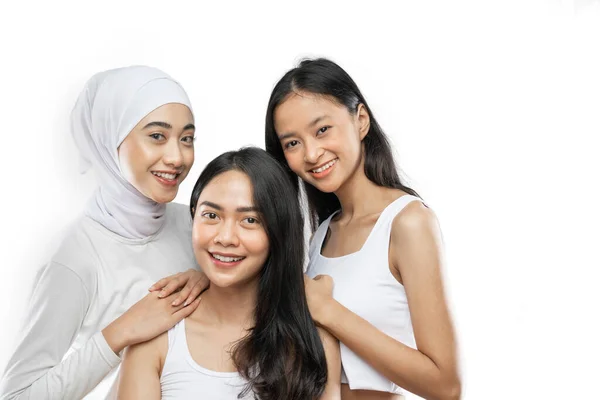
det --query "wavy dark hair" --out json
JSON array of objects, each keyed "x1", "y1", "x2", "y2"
[
  {"x1": 265, "y1": 57, "x2": 420, "y2": 230},
  {"x1": 189, "y1": 147, "x2": 327, "y2": 400}
]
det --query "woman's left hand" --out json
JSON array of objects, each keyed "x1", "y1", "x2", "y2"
[{"x1": 149, "y1": 268, "x2": 209, "y2": 307}]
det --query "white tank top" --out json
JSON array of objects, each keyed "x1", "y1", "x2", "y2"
[
  {"x1": 160, "y1": 319, "x2": 253, "y2": 400},
  {"x1": 307, "y1": 195, "x2": 421, "y2": 395}
]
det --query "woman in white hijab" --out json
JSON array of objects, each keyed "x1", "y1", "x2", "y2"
[{"x1": 0, "y1": 66, "x2": 208, "y2": 400}]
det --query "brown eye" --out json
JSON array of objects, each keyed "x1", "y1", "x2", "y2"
[
  {"x1": 202, "y1": 212, "x2": 219, "y2": 220},
  {"x1": 285, "y1": 140, "x2": 300, "y2": 149},
  {"x1": 150, "y1": 133, "x2": 166, "y2": 140},
  {"x1": 317, "y1": 126, "x2": 330, "y2": 135},
  {"x1": 182, "y1": 136, "x2": 195, "y2": 144}
]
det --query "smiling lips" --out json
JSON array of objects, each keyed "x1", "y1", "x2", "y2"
[
  {"x1": 152, "y1": 171, "x2": 180, "y2": 187},
  {"x1": 309, "y1": 158, "x2": 338, "y2": 179},
  {"x1": 209, "y1": 252, "x2": 246, "y2": 268}
]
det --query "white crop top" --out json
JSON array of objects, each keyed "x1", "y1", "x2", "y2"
[
  {"x1": 160, "y1": 319, "x2": 253, "y2": 400},
  {"x1": 307, "y1": 195, "x2": 421, "y2": 394}
]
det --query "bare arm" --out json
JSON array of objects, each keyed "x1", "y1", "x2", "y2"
[
  {"x1": 312, "y1": 203, "x2": 461, "y2": 400},
  {"x1": 116, "y1": 333, "x2": 166, "y2": 400},
  {"x1": 318, "y1": 327, "x2": 341, "y2": 400}
]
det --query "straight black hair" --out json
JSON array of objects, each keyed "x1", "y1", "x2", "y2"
[
  {"x1": 189, "y1": 147, "x2": 327, "y2": 400},
  {"x1": 265, "y1": 58, "x2": 419, "y2": 230}
]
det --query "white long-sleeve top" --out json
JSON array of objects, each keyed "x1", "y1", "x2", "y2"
[{"x1": 0, "y1": 203, "x2": 199, "y2": 400}]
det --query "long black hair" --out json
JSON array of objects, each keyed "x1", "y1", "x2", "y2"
[
  {"x1": 189, "y1": 147, "x2": 327, "y2": 400},
  {"x1": 265, "y1": 57, "x2": 419, "y2": 230}
]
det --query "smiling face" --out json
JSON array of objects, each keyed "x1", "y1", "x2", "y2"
[
  {"x1": 118, "y1": 103, "x2": 195, "y2": 203},
  {"x1": 274, "y1": 91, "x2": 370, "y2": 193},
  {"x1": 192, "y1": 170, "x2": 270, "y2": 289}
]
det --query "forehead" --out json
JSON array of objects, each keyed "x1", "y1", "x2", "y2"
[
  {"x1": 274, "y1": 92, "x2": 347, "y2": 132},
  {"x1": 199, "y1": 170, "x2": 254, "y2": 208},
  {"x1": 138, "y1": 103, "x2": 194, "y2": 127}
]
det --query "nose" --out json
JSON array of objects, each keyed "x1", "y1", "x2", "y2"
[
  {"x1": 213, "y1": 220, "x2": 239, "y2": 247},
  {"x1": 163, "y1": 139, "x2": 184, "y2": 168},
  {"x1": 303, "y1": 137, "x2": 323, "y2": 164}
]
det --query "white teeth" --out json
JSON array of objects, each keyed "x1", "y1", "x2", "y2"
[
  {"x1": 312, "y1": 159, "x2": 337, "y2": 173},
  {"x1": 153, "y1": 172, "x2": 178, "y2": 180},
  {"x1": 212, "y1": 254, "x2": 244, "y2": 262}
]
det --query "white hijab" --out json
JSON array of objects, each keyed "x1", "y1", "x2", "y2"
[{"x1": 71, "y1": 66, "x2": 193, "y2": 239}]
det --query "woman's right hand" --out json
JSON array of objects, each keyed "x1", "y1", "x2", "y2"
[
  {"x1": 102, "y1": 291, "x2": 201, "y2": 354},
  {"x1": 148, "y1": 268, "x2": 209, "y2": 307},
  {"x1": 304, "y1": 274, "x2": 336, "y2": 327}
]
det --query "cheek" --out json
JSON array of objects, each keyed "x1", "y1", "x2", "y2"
[
  {"x1": 192, "y1": 223, "x2": 212, "y2": 250},
  {"x1": 284, "y1": 152, "x2": 305, "y2": 174},
  {"x1": 340, "y1": 127, "x2": 362, "y2": 153},
  {"x1": 119, "y1": 145, "x2": 142, "y2": 184},
  {"x1": 243, "y1": 231, "x2": 270, "y2": 259},
  {"x1": 121, "y1": 142, "x2": 157, "y2": 177},
  {"x1": 182, "y1": 146, "x2": 194, "y2": 167}
]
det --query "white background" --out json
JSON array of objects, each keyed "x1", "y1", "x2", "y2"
[{"x1": 1, "y1": 0, "x2": 599, "y2": 399}]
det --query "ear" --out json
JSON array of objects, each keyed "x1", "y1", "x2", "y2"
[{"x1": 356, "y1": 104, "x2": 370, "y2": 141}]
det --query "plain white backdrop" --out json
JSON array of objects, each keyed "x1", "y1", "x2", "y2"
[{"x1": 1, "y1": 0, "x2": 599, "y2": 398}]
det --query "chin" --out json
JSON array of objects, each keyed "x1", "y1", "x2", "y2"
[
  {"x1": 209, "y1": 277, "x2": 241, "y2": 289},
  {"x1": 209, "y1": 271, "x2": 260, "y2": 290},
  {"x1": 149, "y1": 191, "x2": 178, "y2": 204},
  {"x1": 309, "y1": 179, "x2": 342, "y2": 194}
]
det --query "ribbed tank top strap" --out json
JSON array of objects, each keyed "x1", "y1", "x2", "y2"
[
  {"x1": 367, "y1": 195, "x2": 423, "y2": 248},
  {"x1": 309, "y1": 213, "x2": 336, "y2": 257},
  {"x1": 166, "y1": 319, "x2": 188, "y2": 360}
]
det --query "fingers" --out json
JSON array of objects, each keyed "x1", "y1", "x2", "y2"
[
  {"x1": 171, "y1": 279, "x2": 201, "y2": 306},
  {"x1": 148, "y1": 274, "x2": 176, "y2": 292},
  {"x1": 182, "y1": 282, "x2": 204, "y2": 307},
  {"x1": 197, "y1": 272, "x2": 210, "y2": 292},
  {"x1": 306, "y1": 274, "x2": 330, "y2": 280},
  {"x1": 171, "y1": 281, "x2": 193, "y2": 306},
  {"x1": 172, "y1": 297, "x2": 201, "y2": 320},
  {"x1": 157, "y1": 274, "x2": 186, "y2": 298},
  {"x1": 151, "y1": 269, "x2": 206, "y2": 299},
  {"x1": 314, "y1": 274, "x2": 332, "y2": 283},
  {"x1": 170, "y1": 270, "x2": 206, "y2": 306}
]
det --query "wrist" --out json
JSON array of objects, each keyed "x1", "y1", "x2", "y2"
[
  {"x1": 102, "y1": 319, "x2": 130, "y2": 354},
  {"x1": 316, "y1": 297, "x2": 339, "y2": 327}
]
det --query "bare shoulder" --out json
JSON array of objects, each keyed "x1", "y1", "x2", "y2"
[
  {"x1": 391, "y1": 198, "x2": 440, "y2": 239},
  {"x1": 123, "y1": 330, "x2": 170, "y2": 374}
]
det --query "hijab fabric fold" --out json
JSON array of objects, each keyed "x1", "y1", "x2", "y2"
[{"x1": 71, "y1": 66, "x2": 193, "y2": 239}]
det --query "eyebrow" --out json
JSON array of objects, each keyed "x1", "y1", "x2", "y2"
[
  {"x1": 200, "y1": 201, "x2": 258, "y2": 213},
  {"x1": 143, "y1": 121, "x2": 171, "y2": 130},
  {"x1": 142, "y1": 121, "x2": 196, "y2": 131},
  {"x1": 277, "y1": 115, "x2": 329, "y2": 141}
]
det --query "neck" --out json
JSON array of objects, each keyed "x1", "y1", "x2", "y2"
[
  {"x1": 196, "y1": 279, "x2": 258, "y2": 328},
  {"x1": 334, "y1": 157, "x2": 393, "y2": 220}
]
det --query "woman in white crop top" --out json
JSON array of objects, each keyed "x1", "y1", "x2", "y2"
[
  {"x1": 262, "y1": 58, "x2": 462, "y2": 400},
  {"x1": 117, "y1": 148, "x2": 341, "y2": 399}
]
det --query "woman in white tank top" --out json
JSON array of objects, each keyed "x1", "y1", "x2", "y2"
[
  {"x1": 262, "y1": 58, "x2": 462, "y2": 400},
  {"x1": 117, "y1": 148, "x2": 341, "y2": 399}
]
